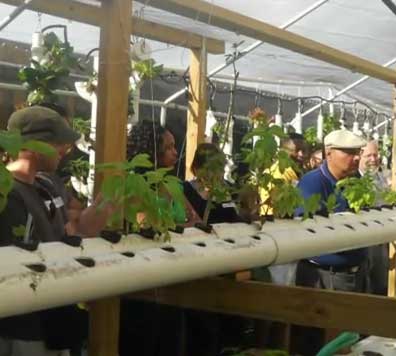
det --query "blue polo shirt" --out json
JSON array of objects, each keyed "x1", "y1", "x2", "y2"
[{"x1": 296, "y1": 161, "x2": 367, "y2": 267}]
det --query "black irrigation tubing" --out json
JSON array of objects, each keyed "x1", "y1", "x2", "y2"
[
  {"x1": 159, "y1": 72, "x2": 390, "y2": 118},
  {"x1": 382, "y1": 0, "x2": 396, "y2": 16}
]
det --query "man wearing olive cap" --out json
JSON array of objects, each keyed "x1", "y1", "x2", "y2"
[
  {"x1": 0, "y1": 106, "x2": 114, "y2": 356},
  {"x1": 293, "y1": 129, "x2": 368, "y2": 355}
]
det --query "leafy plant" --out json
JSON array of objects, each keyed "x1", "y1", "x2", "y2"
[
  {"x1": 98, "y1": 154, "x2": 185, "y2": 241},
  {"x1": 129, "y1": 59, "x2": 162, "y2": 115},
  {"x1": 381, "y1": 189, "x2": 396, "y2": 205},
  {"x1": 303, "y1": 114, "x2": 341, "y2": 148},
  {"x1": 271, "y1": 182, "x2": 302, "y2": 219},
  {"x1": 336, "y1": 174, "x2": 377, "y2": 213},
  {"x1": 194, "y1": 150, "x2": 231, "y2": 226},
  {"x1": 0, "y1": 130, "x2": 56, "y2": 212},
  {"x1": 18, "y1": 32, "x2": 81, "y2": 105},
  {"x1": 72, "y1": 117, "x2": 91, "y2": 138},
  {"x1": 239, "y1": 108, "x2": 310, "y2": 223}
]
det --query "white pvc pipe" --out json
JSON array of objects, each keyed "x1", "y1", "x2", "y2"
[
  {"x1": 159, "y1": 0, "x2": 330, "y2": 115},
  {"x1": 0, "y1": 209, "x2": 396, "y2": 317},
  {"x1": 299, "y1": 56, "x2": 396, "y2": 118},
  {"x1": 0, "y1": 0, "x2": 33, "y2": 31},
  {"x1": 317, "y1": 109, "x2": 324, "y2": 141}
]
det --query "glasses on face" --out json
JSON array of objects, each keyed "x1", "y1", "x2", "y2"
[{"x1": 333, "y1": 148, "x2": 362, "y2": 156}]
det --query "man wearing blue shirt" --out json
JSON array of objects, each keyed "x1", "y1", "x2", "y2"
[
  {"x1": 292, "y1": 130, "x2": 367, "y2": 356},
  {"x1": 296, "y1": 129, "x2": 367, "y2": 291}
]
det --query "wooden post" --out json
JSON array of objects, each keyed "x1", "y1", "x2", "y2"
[
  {"x1": 185, "y1": 40, "x2": 207, "y2": 180},
  {"x1": 88, "y1": 1, "x2": 131, "y2": 355},
  {"x1": 388, "y1": 85, "x2": 396, "y2": 297}
]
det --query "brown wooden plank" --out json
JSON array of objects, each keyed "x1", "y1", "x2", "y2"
[
  {"x1": 185, "y1": 43, "x2": 207, "y2": 180},
  {"x1": 87, "y1": 0, "x2": 131, "y2": 355},
  {"x1": 389, "y1": 85, "x2": 396, "y2": 297},
  {"x1": 137, "y1": 0, "x2": 396, "y2": 84},
  {"x1": 128, "y1": 278, "x2": 396, "y2": 338},
  {"x1": 89, "y1": 297, "x2": 121, "y2": 356},
  {"x1": 0, "y1": 0, "x2": 225, "y2": 54}
]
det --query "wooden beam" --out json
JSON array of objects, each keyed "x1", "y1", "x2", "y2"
[
  {"x1": 0, "y1": 0, "x2": 225, "y2": 54},
  {"x1": 129, "y1": 278, "x2": 396, "y2": 339},
  {"x1": 389, "y1": 85, "x2": 396, "y2": 297},
  {"x1": 88, "y1": 0, "x2": 131, "y2": 355},
  {"x1": 136, "y1": 0, "x2": 396, "y2": 84},
  {"x1": 185, "y1": 41, "x2": 207, "y2": 180},
  {"x1": 89, "y1": 297, "x2": 121, "y2": 356}
]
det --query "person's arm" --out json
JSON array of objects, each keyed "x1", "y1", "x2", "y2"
[
  {"x1": 0, "y1": 191, "x2": 28, "y2": 246},
  {"x1": 68, "y1": 193, "x2": 117, "y2": 237}
]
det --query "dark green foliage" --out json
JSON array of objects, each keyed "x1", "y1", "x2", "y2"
[
  {"x1": 98, "y1": 154, "x2": 185, "y2": 241},
  {"x1": 18, "y1": 32, "x2": 81, "y2": 105}
]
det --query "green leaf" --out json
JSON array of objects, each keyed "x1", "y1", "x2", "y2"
[
  {"x1": 127, "y1": 153, "x2": 153, "y2": 170},
  {"x1": 0, "y1": 130, "x2": 23, "y2": 158},
  {"x1": 22, "y1": 140, "x2": 56, "y2": 156},
  {"x1": 325, "y1": 193, "x2": 338, "y2": 214},
  {"x1": 303, "y1": 194, "x2": 321, "y2": 220},
  {"x1": 12, "y1": 225, "x2": 26, "y2": 238}
]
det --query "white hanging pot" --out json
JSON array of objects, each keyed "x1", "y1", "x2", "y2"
[
  {"x1": 71, "y1": 176, "x2": 91, "y2": 198},
  {"x1": 130, "y1": 40, "x2": 152, "y2": 61},
  {"x1": 75, "y1": 81, "x2": 97, "y2": 103}
]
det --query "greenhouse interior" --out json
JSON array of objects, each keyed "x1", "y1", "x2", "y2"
[{"x1": 0, "y1": 1, "x2": 396, "y2": 355}]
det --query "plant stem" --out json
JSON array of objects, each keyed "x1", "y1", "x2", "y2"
[{"x1": 202, "y1": 194, "x2": 213, "y2": 227}]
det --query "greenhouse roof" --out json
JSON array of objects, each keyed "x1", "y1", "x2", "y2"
[{"x1": 0, "y1": 0, "x2": 396, "y2": 115}]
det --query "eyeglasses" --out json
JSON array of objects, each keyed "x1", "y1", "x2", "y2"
[{"x1": 333, "y1": 148, "x2": 362, "y2": 156}]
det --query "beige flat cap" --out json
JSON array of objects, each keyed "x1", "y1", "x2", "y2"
[{"x1": 324, "y1": 129, "x2": 366, "y2": 149}]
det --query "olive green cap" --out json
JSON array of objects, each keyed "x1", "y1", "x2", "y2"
[{"x1": 7, "y1": 106, "x2": 80, "y2": 144}]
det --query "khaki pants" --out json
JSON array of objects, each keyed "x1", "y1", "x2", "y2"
[{"x1": 0, "y1": 338, "x2": 70, "y2": 356}]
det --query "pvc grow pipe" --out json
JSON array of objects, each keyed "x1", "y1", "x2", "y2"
[{"x1": 1, "y1": 208, "x2": 396, "y2": 318}]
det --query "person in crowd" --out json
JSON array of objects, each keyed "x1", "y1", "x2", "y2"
[
  {"x1": 259, "y1": 133, "x2": 307, "y2": 216},
  {"x1": 359, "y1": 140, "x2": 390, "y2": 296},
  {"x1": 306, "y1": 144, "x2": 324, "y2": 171},
  {"x1": 126, "y1": 119, "x2": 200, "y2": 227},
  {"x1": 359, "y1": 140, "x2": 390, "y2": 190},
  {"x1": 292, "y1": 129, "x2": 367, "y2": 355},
  {"x1": 0, "y1": 106, "x2": 87, "y2": 356},
  {"x1": 184, "y1": 143, "x2": 242, "y2": 224},
  {"x1": 121, "y1": 120, "x2": 199, "y2": 356}
]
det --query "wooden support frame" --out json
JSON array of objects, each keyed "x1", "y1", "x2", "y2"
[
  {"x1": 0, "y1": 0, "x2": 225, "y2": 54},
  {"x1": 130, "y1": 278, "x2": 396, "y2": 339},
  {"x1": 88, "y1": 0, "x2": 131, "y2": 355},
  {"x1": 389, "y1": 85, "x2": 396, "y2": 297},
  {"x1": 185, "y1": 41, "x2": 207, "y2": 180},
  {"x1": 136, "y1": 0, "x2": 396, "y2": 84}
]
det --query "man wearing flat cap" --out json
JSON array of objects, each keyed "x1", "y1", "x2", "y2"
[
  {"x1": 292, "y1": 129, "x2": 368, "y2": 355},
  {"x1": 0, "y1": 106, "x2": 114, "y2": 356}
]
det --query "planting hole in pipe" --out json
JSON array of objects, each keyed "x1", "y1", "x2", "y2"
[
  {"x1": 344, "y1": 224, "x2": 355, "y2": 231},
  {"x1": 360, "y1": 222, "x2": 368, "y2": 227},
  {"x1": 373, "y1": 220, "x2": 383, "y2": 225},
  {"x1": 121, "y1": 252, "x2": 135, "y2": 258},
  {"x1": 25, "y1": 263, "x2": 47, "y2": 273},
  {"x1": 388, "y1": 218, "x2": 395, "y2": 222},
  {"x1": 306, "y1": 228, "x2": 316, "y2": 234},
  {"x1": 75, "y1": 257, "x2": 95, "y2": 268},
  {"x1": 194, "y1": 242, "x2": 207, "y2": 247},
  {"x1": 325, "y1": 226, "x2": 335, "y2": 230},
  {"x1": 161, "y1": 246, "x2": 176, "y2": 253},
  {"x1": 251, "y1": 235, "x2": 262, "y2": 241},
  {"x1": 224, "y1": 238, "x2": 235, "y2": 244}
]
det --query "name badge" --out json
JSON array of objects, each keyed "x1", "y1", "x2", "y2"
[
  {"x1": 222, "y1": 202, "x2": 236, "y2": 209},
  {"x1": 53, "y1": 196, "x2": 65, "y2": 208}
]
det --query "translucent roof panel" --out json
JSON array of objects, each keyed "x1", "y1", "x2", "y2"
[{"x1": 0, "y1": 0, "x2": 395, "y2": 114}]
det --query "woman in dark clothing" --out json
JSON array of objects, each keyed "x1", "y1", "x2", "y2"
[
  {"x1": 120, "y1": 120, "x2": 194, "y2": 356},
  {"x1": 184, "y1": 144, "x2": 250, "y2": 356},
  {"x1": 184, "y1": 143, "x2": 242, "y2": 224}
]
